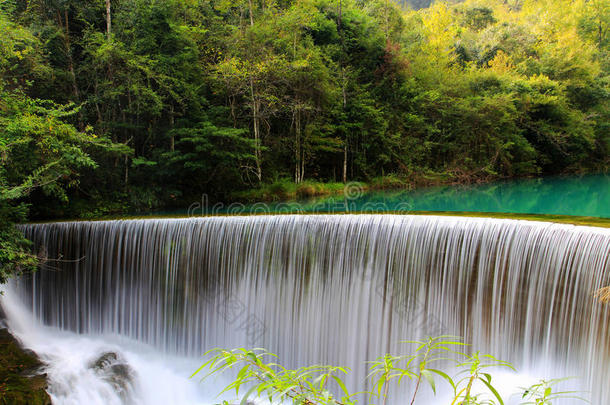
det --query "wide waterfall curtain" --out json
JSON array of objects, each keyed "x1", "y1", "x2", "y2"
[{"x1": 13, "y1": 215, "x2": 610, "y2": 403}]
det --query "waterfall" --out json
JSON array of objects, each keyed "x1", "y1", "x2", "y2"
[{"x1": 4, "y1": 215, "x2": 610, "y2": 403}]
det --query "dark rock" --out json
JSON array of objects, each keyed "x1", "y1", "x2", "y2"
[
  {"x1": 89, "y1": 351, "x2": 119, "y2": 370},
  {"x1": 0, "y1": 328, "x2": 52, "y2": 405},
  {"x1": 88, "y1": 351, "x2": 137, "y2": 401}
]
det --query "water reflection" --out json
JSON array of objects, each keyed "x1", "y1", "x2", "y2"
[{"x1": 280, "y1": 174, "x2": 610, "y2": 218}]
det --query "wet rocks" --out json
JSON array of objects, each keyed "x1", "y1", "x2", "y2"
[{"x1": 88, "y1": 351, "x2": 137, "y2": 401}]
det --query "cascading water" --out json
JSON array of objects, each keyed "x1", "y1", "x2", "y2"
[{"x1": 2, "y1": 215, "x2": 609, "y2": 404}]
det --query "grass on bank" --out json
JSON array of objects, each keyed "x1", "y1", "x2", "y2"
[
  {"x1": 230, "y1": 174, "x2": 449, "y2": 202},
  {"x1": 231, "y1": 179, "x2": 352, "y2": 201}
]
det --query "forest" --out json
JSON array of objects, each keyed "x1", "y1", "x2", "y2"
[{"x1": 0, "y1": 0, "x2": 608, "y2": 278}]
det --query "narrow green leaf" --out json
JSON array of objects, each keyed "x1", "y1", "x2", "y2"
[
  {"x1": 427, "y1": 368, "x2": 455, "y2": 391},
  {"x1": 479, "y1": 376, "x2": 504, "y2": 405},
  {"x1": 240, "y1": 385, "x2": 259, "y2": 405},
  {"x1": 331, "y1": 375, "x2": 350, "y2": 397},
  {"x1": 421, "y1": 369, "x2": 436, "y2": 394}
]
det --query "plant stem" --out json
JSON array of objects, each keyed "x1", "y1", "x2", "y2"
[
  {"x1": 409, "y1": 344, "x2": 431, "y2": 405},
  {"x1": 409, "y1": 374, "x2": 422, "y2": 405}
]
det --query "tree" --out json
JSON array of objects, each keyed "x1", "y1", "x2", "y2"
[{"x1": 0, "y1": 8, "x2": 127, "y2": 281}]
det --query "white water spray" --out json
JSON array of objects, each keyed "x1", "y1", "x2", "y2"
[{"x1": 1, "y1": 286, "x2": 217, "y2": 404}]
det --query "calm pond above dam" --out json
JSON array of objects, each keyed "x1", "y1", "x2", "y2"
[{"x1": 178, "y1": 174, "x2": 610, "y2": 219}]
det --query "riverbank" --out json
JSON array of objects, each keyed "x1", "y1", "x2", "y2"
[
  {"x1": 230, "y1": 174, "x2": 451, "y2": 202},
  {"x1": 0, "y1": 325, "x2": 51, "y2": 404},
  {"x1": 403, "y1": 211, "x2": 610, "y2": 228}
]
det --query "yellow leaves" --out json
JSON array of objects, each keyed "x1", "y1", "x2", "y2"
[
  {"x1": 520, "y1": 0, "x2": 585, "y2": 43},
  {"x1": 291, "y1": 59, "x2": 310, "y2": 70},
  {"x1": 488, "y1": 50, "x2": 514, "y2": 75},
  {"x1": 214, "y1": 0, "x2": 245, "y2": 13},
  {"x1": 420, "y1": 2, "x2": 459, "y2": 65},
  {"x1": 214, "y1": 57, "x2": 249, "y2": 81},
  {"x1": 422, "y1": 3, "x2": 455, "y2": 40}
]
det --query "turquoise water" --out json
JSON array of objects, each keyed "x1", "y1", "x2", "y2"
[
  {"x1": 182, "y1": 174, "x2": 609, "y2": 218},
  {"x1": 334, "y1": 174, "x2": 610, "y2": 218}
]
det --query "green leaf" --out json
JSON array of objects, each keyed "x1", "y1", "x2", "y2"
[
  {"x1": 479, "y1": 376, "x2": 504, "y2": 405},
  {"x1": 331, "y1": 375, "x2": 350, "y2": 397},
  {"x1": 421, "y1": 369, "x2": 436, "y2": 394},
  {"x1": 427, "y1": 368, "x2": 456, "y2": 391}
]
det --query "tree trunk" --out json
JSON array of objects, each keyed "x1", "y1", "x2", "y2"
[
  {"x1": 338, "y1": 0, "x2": 342, "y2": 30},
  {"x1": 248, "y1": 0, "x2": 254, "y2": 26},
  {"x1": 57, "y1": 10, "x2": 83, "y2": 129},
  {"x1": 342, "y1": 68, "x2": 348, "y2": 183},
  {"x1": 250, "y1": 77, "x2": 262, "y2": 182},
  {"x1": 105, "y1": 0, "x2": 114, "y2": 101},
  {"x1": 385, "y1": 0, "x2": 389, "y2": 40},
  {"x1": 124, "y1": 155, "x2": 129, "y2": 186},
  {"x1": 106, "y1": 0, "x2": 111, "y2": 38},
  {"x1": 58, "y1": 11, "x2": 79, "y2": 101},
  {"x1": 169, "y1": 104, "x2": 175, "y2": 152},
  {"x1": 300, "y1": 148, "x2": 305, "y2": 184},
  {"x1": 294, "y1": 108, "x2": 302, "y2": 184},
  {"x1": 230, "y1": 96, "x2": 237, "y2": 128},
  {"x1": 343, "y1": 144, "x2": 347, "y2": 184}
]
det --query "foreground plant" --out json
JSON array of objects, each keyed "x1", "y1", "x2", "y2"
[
  {"x1": 192, "y1": 348, "x2": 358, "y2": 405},
  {"x1": 367, "y1": 336, "x2": 462, "y2": 405},
  {"x1": 519, "y1": 378, "x2": 588, "y2": 404},
  {"x1": 451, "y1": 352, "x2": 513, "y2": 405},
  {"x1": 194, "y1": 337, "x2": 587, "y2": 405}
]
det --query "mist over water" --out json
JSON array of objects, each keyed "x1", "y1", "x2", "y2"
[{"x1": 2, "y1": 215, "x2": 609, "y2": 404}]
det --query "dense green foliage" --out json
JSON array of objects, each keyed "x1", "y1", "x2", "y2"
[
  {"x1": 0, "y1": 0, "x2": 608, "y2": 279},
  {"x1": 0, "y1": 4, "x2": 127, "y2": 281},
  {"x1": 2, "y1": 0, "x2": 609, "y2": 208}
]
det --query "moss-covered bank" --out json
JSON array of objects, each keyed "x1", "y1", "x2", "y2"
[
  {"x1": 0, "y1": 327, "x2": 51, "y2": 405},
  {"x1": 402, "y1": 211, "x2": 610, "y2": 228}
]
